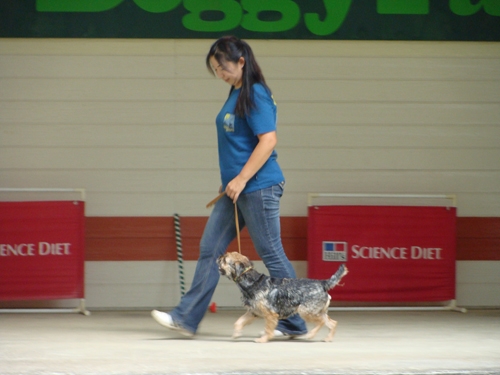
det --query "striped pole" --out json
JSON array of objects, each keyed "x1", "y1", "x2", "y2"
[{"x1": 173, "y1": 213, "x2": 185, "y2": 297}]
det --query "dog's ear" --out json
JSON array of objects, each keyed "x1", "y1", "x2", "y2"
[{"x1": 234, "y1": 261, "x2": 246, "y2": 278}]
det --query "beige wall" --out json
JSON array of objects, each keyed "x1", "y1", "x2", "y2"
[
  {"x1": 1, "y1": 39, "x2": 499, "y2": 216},
  {"x1": 1, "y1": 39, "x2": 499, "y2": 309},
  {"x1": 83, "y1": 260, "x2": 500, "y2": 309},
  {"x1": 2, "y1": 260, "x2": 499, "y2": 310}
]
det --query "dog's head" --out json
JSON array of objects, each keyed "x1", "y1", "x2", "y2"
[{"x1": 217, "y1": 252, "x2": 254, "y2": 282}]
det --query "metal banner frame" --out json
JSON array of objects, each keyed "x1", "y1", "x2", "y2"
[{"x1": 307, "y1": 193, "x2": 466, "y2": 313}]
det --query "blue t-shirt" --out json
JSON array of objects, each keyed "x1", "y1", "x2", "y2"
[{"x1": 215, "y1": 83, "x2": 285, "y2": 194}]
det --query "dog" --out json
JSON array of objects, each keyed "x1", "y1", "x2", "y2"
[{"x1": 216, "y1": 252, "x2": 348, "y2": 343}]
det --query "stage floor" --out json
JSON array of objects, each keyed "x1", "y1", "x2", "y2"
[{"x1": 1, "y1": 309, "x2": 499, "y2": 375}]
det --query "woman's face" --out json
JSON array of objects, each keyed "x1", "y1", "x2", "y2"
[{"x1": 209, "y1": 55, "x2": 245, "y2": 88}]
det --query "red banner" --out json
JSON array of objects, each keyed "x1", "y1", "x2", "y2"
[
  {"x1": 0, "y1": 201, "x2": 85, "y2": 300},
  {"x1": 308, "y1": 205, "x2": 456, "y2": 302}
]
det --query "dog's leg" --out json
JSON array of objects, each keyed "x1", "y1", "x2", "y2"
[
  {"x1": 301, "y1": 314, "x2": 326, "y2": 340},
  {"x1": 255, "y1": 310, "x2": 278, "y2": 343},
  {"x1": 323, "y1": 315, "x2": 338, "y2": 342},
  {"x1": 232, "y1": 311, "x2": 256, "y2": 339}
]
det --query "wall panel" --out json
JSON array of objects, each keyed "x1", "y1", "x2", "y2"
[{"x1": 1, "y1": 38, "x2": 499, "y2": 308}]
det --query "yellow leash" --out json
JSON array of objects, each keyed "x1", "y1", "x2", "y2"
[{"x1": 206, "y1": 192, "x2": 242, "y2": 254}]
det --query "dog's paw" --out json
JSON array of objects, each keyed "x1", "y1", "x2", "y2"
[
  {"x1": 232, "y1": 331, "x2": 242, "y2": 340},
  {"x1": 254, "y1": 336, "x2": 269, "y2": 343}
]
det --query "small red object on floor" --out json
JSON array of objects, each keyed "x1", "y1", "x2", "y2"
[{"x1": 209, "y1": 302, "x2": 217, "y2": 313}]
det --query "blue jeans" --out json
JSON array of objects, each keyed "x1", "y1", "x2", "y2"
[{"x1": 169, "y1": 182, "x2": 307, "y2": 335}]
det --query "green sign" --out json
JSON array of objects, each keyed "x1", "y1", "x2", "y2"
[{"x1": 1, "y1": 0, "x2": 499, "y2": 40}]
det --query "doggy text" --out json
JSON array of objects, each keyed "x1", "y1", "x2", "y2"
[
  {"x1": 37, "y1": 0, "x2": 499, "y2": 36},
  {"x1": 0, "y1": 243, "x2": 71, "y2": 256}
]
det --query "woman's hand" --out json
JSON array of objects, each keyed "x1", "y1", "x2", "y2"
[{"x1": 225, "y1": 176, "x2": 247, "y2": 203}]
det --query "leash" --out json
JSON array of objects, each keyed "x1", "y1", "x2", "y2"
[
  {"x1": 233, "y1": 266, "x2": 253, "y2": 282},
  {"x1": 206, "y1": 191, "x2": 242, "y2": 254}
]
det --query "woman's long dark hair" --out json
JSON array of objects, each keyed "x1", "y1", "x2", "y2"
[{"x1": 206, "y1": 35, "x2": 271, "y2": 117}]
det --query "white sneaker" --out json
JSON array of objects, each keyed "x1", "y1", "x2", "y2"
[
  {"x1": 259, "y1": 329, "x2": 297, "y2": 338},
  {"x1": 259, "y1": 329, "x2": 309, "y2": 340},
  {"x1": 151, "y1": 310, "x2": 194, "y2": 337}
]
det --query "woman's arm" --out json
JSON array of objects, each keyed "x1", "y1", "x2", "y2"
[{"x1": 225, "y1": 131, "x2": 277, "y2": 203}]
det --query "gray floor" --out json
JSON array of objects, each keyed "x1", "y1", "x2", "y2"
[{"x1": 1, "y1": 308, "x2": 499, "y2": 375}]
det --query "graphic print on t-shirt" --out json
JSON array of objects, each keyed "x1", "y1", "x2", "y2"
[{"x1": 223, "y1": 113, "x2": 235, "y2": 132}]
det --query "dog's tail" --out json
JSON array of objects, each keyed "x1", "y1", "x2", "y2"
[{"x1": 324, "y1": 264, "x2": 348, "y2": 291}]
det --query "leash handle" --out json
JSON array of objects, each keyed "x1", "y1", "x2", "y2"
[
  {"x1": 206, "y1": 191, "x2": 242, "y2": 254},
  {"x1": 206, "y1": 191, "x2": 225, "y2": 208}
]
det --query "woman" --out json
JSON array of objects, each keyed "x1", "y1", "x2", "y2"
[{"x1": 152, "y1": 36, "x2": 307, "y2": 338}]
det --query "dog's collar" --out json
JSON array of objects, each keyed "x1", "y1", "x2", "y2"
[{"x1": 234, "y1": 266, "x2": 253, "y2": 282}]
